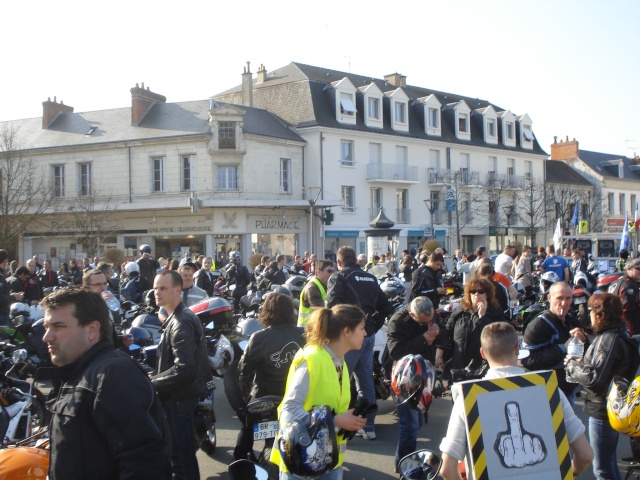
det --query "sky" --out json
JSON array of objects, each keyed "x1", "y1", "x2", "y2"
[{"x1": 2, "y1": 0, "x2": 638, "y2": 157}]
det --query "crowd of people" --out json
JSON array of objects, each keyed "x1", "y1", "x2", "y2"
[{"x1": 2, "y1": 240, "x2": 640, "y2": 479}]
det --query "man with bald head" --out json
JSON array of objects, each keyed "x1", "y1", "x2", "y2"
[{"x1": 522, "y1": 282, "x2": 580, "y2": 400}]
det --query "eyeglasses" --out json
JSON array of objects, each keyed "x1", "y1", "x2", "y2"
[
  {"x1": 88, "y1": 282, "x2": 108, "y2": 287},
  {"x1": 470, "y1": 290, "x2": 486, "y2": 295}
]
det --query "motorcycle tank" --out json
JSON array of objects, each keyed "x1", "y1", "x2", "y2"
[
  {"x1": 190, "y1": 297, "x2": 234, "y2": 327},
  {"x1": 0, "y1": 446, "x2": 49, "y2": 479}
]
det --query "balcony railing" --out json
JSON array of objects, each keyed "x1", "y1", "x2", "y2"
[
  {"x1": 367, "y1": 163, "x2": 418, "y2": 182},
  {"x1": 485, "y1": 172, "x2": 525, "y2": 189},
  {"x1": 427, "y1": 168, "x2": 480, "y2": 185}
]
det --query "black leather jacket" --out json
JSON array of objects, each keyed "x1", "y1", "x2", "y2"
[
  {"x1": 566, "y1": 324, "x2": 640, "y2": 419},
  {"x1": 327, "y1": 263, "x2": 394, "y2": 336},
  {"x1": 441, "y1": 305, "x2": 505, "y2": 370},
  {"x1": 522, "y1": 311, "x2": 579, "y2": 396},
  {"x1": 387, "y1": 306, "x2": 444, "y2": 363},
  {"x1": 37, "y1": 340, "x2": 171, "y2": 480},
  {"x1": 238, "y1": 324, "x2": 305, "y2": 398},
  {"x1": 151, "y1": 302, "x2": 213, "y2": 400},
  {"x1": 410, "y1": 264, "x2": 441, "y2": 305}
]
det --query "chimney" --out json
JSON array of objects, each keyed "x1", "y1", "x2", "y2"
[
  {"x1": 42, "y1": 96, "x2": 74, "y2": 129},
  {"x1": 257, "y1": 63, "x2": 268, "y2": 83},
  {"x1": 550, "y1": 136, "x2": 580, "y2": 160},
  {"x1": 241, "y1": 61, "x2": 254, "y2": 107},
  {"x1": 384, "y1": 73, "x2": 407, "y2": 88},
  {"x1": 130, "y1": 83, "x2": 166, "y2": 126}
]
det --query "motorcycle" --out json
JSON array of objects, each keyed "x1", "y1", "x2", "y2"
[
  {"x1": 0, "y1": 429, "x2": 49, "y2": 479},
  {"x1": 0, "y1": 368, "x2": 47, "y2": 447},
  {"x1": 397, "y1": 449, "x2": 442, "y2": 480},
  {"x1": 242, "y1": 395, "x2": 281, "y2": 478}
]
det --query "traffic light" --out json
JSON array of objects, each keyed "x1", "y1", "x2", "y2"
[{"x1": 323, "y1": 210, "x2": 333, "y2": 225}]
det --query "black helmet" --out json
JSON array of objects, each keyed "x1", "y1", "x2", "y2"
[
  {"x1": 278, "y1": 405, "x2": 338, "y2": 477},
  {"x1": 144, "y1": 289, "x2": 157, "y2": 308},
  {"x1": 128, "y1": 326, "x2": 152, "y2": 346},
  {"x1": 139, "y1": 244, "x2": 152, "y2": 254},
  {"x1": 229, "y1": 250, "x2": 241, "y2": 265}
]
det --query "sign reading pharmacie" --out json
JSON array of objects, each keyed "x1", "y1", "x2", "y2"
[{"x1": 247, "y1": 215, "x2": 306, "y2": 234}]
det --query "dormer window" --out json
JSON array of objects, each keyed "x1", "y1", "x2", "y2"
[
  {"x1": 428, "y1": 108, "x2": 439, "y2": 129},
  {"x1": 517, "y1": 114, "x2": 533, "y2": 149},
  {"x1": 340, "y1": 93, "x2": 356, "y2": 116},
  {"x1": 219, "y1": 121, "x2": 236, "y2": 149},
  {"x1": 368, "y1": 97, "x2": 380, "y2": 120},
  {"x1": 395, "y1": 102, "x2": 407, "y2": 124},
  {"x1": 487, "y1": 118, "x2": 496, "y2": 137},
  {"x1": 522, "y1": 124, "x2": 533, "y2": 142},
  {"x1": 506, "y1": 122, "x2": 514, "y2": 140},
  {"x1": 458, "y1": 113, "x2": 468, "y2": 133}
]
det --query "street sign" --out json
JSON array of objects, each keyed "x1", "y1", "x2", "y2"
[{"x1": 424, "y1": 226, "x2": 432, "y2": 236}]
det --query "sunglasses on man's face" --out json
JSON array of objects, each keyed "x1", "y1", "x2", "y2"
[{"x1": 470, "y1": 290, "x2": 486, "y2": 295}]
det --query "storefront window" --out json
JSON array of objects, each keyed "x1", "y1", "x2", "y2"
[{"x1": 251, "y1": 233, "x2": 297, "y2": 258}]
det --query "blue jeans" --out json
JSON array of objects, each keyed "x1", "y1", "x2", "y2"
[
  {"x1": 345, "y1": 335, "x2": 376, "y2": 432},
  {"x1": 589, "y1": 416, "x2": 621, "y2": 480},
  {"x1": 163, "y1": 396, "x2": 200, "y2": 480},
  {"x1": 279, "y1": 466, "x2": 343, "y2": 480},
  {"x1": 395, "y1": 400, "x2": 423, "y2": 467}
]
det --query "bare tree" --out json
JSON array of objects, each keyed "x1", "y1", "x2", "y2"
[
  {"x1": 516, "y1": 178, "x2": 547, "y2": 245},
  {"x1": 61, "y1": 186, "x2": 121, "y2": 259},
  {"x1": 484, "y1": 173, "x2": 521, "y2": 248},
  {"x1": 0, "y1": 125, "x2": 56, "y2": 259},
  {"x1": 545, "y1": 183, "x2": 597, "y2": 235}
]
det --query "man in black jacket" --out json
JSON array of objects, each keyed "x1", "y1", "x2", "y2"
[
  {"x1": 151, "y1": 270, "x2": 213, "y2": 480},
  {"x1": 522, "y1": 281, "x2": 579, "y2": 401},
  {"x1": 410, "y1": 252, "x2": 446, "y2": 305},
  {"x1": 327, "y1": 246, "x2": 395, "y2": 440},
  {"x1": 0, "y1": 250, "x2": 22, "y2": 326},
  {"x1": 194, "y1": 256, "x2": 215, "y2": 297},
  {"x1": 387, "y1": 296, "x2": 443, "y2": 468},
  {"x1": 38, "y1": 287, "x2": 171, "y2": 480}
]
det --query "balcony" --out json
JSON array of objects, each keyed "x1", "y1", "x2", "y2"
[
  {"x1": 367, "y1": 163, "x2": 419, "y2": 183},
  {"x1": 427, "y1": 168, "x2": 480, "y2": 186},
  {"x1": 485, "y1": 172, "x2": 525, "y2": 189}
]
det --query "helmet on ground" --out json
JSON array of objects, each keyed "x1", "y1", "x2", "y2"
[
  {"x1": 391, "y1": 354, "x2": 436, "y2": 411},
  {"x1": 607, "y1": 375, "x2": 640, "y2": 436},
  {"x1": 207, "y1": 334, "x2": 234, "y2": 370},
  {"x1": 124, "y1": 262, "x2": 140, "y2": 275},
  {"x1": 278, "y1": 405, "x2": 338, "y2": 477},
  {"x1": 271, "y1": 285, "x2": 293, "y2": 298},
  {"x1": 229, "y1": 251, "x2": 241, "y2": 265},
  {"x1": 139, "y1": 244, "x2": 152, "y2": 254},
  {"x1": 9, "y1": 302, "x2": 30, "y2": 319},
  {"x1": 539, "y1": 271, "x2": 560, "y2": 295}
]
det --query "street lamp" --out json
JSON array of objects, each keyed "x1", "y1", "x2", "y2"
[
  {"x1": 306, "y1": 187, "x2": 322, "y2": 255},
  {"x1": 424, "y1": 199, "x2": 438, "y2": 240},
  {"x1": 504, "y1": 205, "x2": 514, "y2": 245}
]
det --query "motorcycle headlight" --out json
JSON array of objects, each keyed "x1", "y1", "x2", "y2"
[{"x1": 12, "y1": 349, "x2": 27, "y2": 363}]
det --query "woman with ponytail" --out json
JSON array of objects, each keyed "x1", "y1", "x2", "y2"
[{"x1": 271, "y1": 304, "x2": 368, "y2": 479}]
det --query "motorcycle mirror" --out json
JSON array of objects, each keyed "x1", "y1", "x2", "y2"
[
  {"x1": 398, "y1": 449, "x2": 441, "y2": 480},
  {"x1": 228, "y1": 459, "x2": 268, "y2": 480}
]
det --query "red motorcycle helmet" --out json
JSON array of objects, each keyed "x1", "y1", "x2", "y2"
[{"x1": 391, "y1": 355, "x2": 436, "y2": 410}]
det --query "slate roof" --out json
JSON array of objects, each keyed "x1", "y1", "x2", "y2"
[
  {"x1": 578, "y1": 149, "x2": 640, "y2": 181},
  {"x1": 214, "y1": 62, "x2": 547, "y2": 155},
  {"x1": 0, "y1": 100, "x2": 303, "y2": 152},
  {"x1": 545, "y1": 160, "x2": 594, "y2": 186}
]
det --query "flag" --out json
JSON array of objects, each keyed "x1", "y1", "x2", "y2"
[
  {"x1": 571, "y1": 201, "x2": 580, "y2": 228},
  {"x1": 635, "y1": 202, "x2": 639, "y2": 232},
  {"x1": 620, "y1": 213, "x2": 631, "y2": 253},
  {"x1": 553, "y1": 218, "x2": 562, "y2": 252}
]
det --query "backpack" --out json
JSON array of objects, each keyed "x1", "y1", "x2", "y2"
[{"x1": 121, "y1": 276, "x2": 142, "y2": 303}]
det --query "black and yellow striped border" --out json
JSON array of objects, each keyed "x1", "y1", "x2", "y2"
[{"x1": 460, "y1": 370, "x2": 572, "y2": 480}]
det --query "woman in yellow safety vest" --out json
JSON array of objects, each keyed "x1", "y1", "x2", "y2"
[{"x1": 271, "y1": 304, "x2": 368, "y2": 479}]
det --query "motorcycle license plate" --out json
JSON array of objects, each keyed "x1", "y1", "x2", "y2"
[
  {"x1": 253, "y1": 420, "x2": 278, "y2": 440},
  {"x1": 574, "y1": 296, "x2": 587, "y2": 304}
]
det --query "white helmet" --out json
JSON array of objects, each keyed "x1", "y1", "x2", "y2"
[
  {"x1": 540, "y1": 271, "x2": 560, "y2": 294},
  {"x1": 124, "y1": 262, "x2": 140, "y2": 275},
  {"x1": 10, "y1": 302, "x2": 30, "y2": 319},
  {"x1": 573, "y1": 271, "x2": 590, "y2": 289}
]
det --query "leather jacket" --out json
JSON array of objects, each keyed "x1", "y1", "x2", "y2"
[
  {"x1": 326, "y1": 263, "x2": 394, "y2": 336},
  {"x1": 151, "y1": 302, "x2": 213, "y2": 400},
  {"x1": 410, "y1": 264, "x2": 441, "y2": 305},
  {"x1": 522, "y1": 310, "x2": 579, "y2": 396},
  {"x1": 239, "y1": 324, "x2": 305, "y2": 398},
  {"x1": 387, "y1": 306, "x2": 444, "y2": 363},
  {"x1": 441, "y1": 305, "x2": 505, "y2": 370},
  {"x1": 37, "y1": 340, "x2": 171, "y2": 480},
  {"x1": 566, "y1": 324, "x2": 640, "y2": 419}
]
